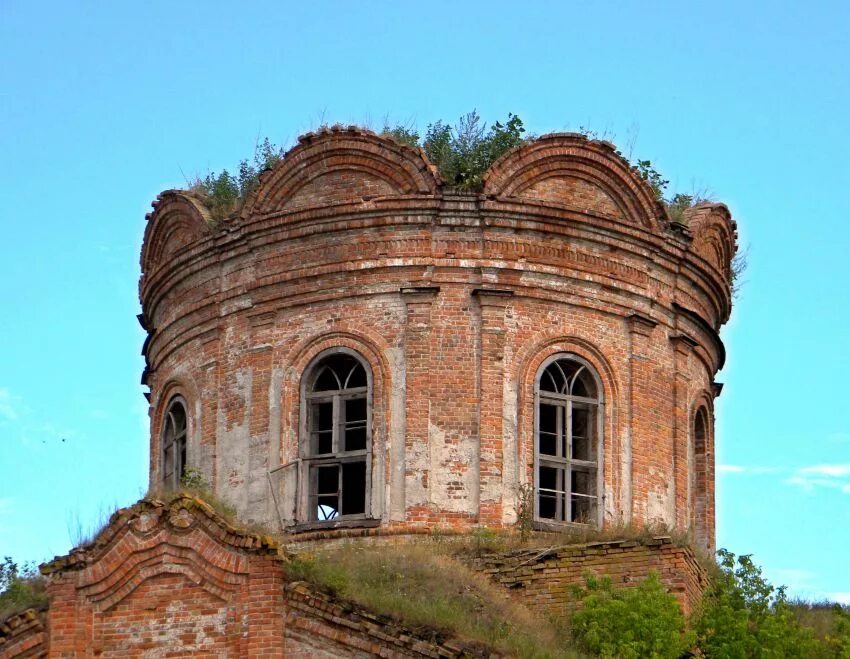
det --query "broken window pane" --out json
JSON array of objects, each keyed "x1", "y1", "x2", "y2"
[
  {"x1": 314, "y1": 367, "x2": 340, "y2": 392},
  {"x1": 304, "y1": 352, "x2": 372, "y2": 521},
  {"x1": 316, "y1": 465, "x2": 339, "y2": 495},
  {"x1": 345, "y1": 363, "x2": 367, "y2": 389},
  {"x1": 538, "y1": 465, "x2": 565, "y2": 522},
  {"x1": 341, "y1": 461, "x2": 367, "y2": 514},
  {"x1": 163, "y1": 443, "x2": 174, "y2": 484},
  {"x1": 571, "y1": 405, "x2": 595, "y2": 462},
  {"x1": 538, "y1": 404, "x2": 558, "y2": 456},
  {"x1": 571, "y1": 369, "x2": 596, "y2": 398},
  {"x1": 311, "y1": 402, "x2": 334, "y2": 455}
]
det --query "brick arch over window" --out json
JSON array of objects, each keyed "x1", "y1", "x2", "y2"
[
  {"x1": 691, "y1": 399, "x2": 713, "y2": 551},
  {"x1": 534, "y1": 354, "x2": 605, "y2": 526},
  {"x1": 483, "y1": 133, "x2": 665, "y2": 231},
  {"x1": 299, "y1": 348, "x2": 372, "y2": 523},
  {"x1": 151, "y1": 378, "x2": 199, "y2": 487},
  {"x1": 515, "y1": 336, "x2": 621, "y2": 525},
  {"x1": 141, "y1": 190, "x2": 212, "y2": 275},
  {"x1": 279, "y1": 330, "x2": 391, "y2": 527},
  {"x1": 242, "y1": 127, "x2": 440, "y2": 217}
]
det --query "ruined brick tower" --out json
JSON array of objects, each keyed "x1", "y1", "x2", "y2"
[{"x1": 140, "y1": 127, "x2": 736, "y2": 551}]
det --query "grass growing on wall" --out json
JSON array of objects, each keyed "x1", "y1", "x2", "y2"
[{"x1": 287, "y1": 541, "x2": 581, "y2": 658}]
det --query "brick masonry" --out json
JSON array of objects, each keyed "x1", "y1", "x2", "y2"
[
  {"x1": 1, "y1": 125, "x2": 738, "y2": 656},
  {"x1": 138, "y1": 127, "x2": 735, "y2": 552},
  {"x1": 467, "y1": 536, "x2": 709, "y2": 619}
]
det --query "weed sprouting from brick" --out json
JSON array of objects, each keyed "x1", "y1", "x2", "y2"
[{"x1": 188, "y1": 113, "x2": 726, "y2": 238}]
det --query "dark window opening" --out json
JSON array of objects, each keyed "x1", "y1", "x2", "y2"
[
  {"x1": 693, "y1": 406, "x2": 710, "y2": 549},
  {"x1": 161, "y1": 397, "x2": 188, "y2": 489},
  {"x1": 304, "y1": 352, "x2": 371, "y2": 522}
]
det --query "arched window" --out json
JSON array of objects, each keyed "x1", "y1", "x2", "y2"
[
  {"x1": 302, "y1": 351, "x2": 371, "y2": 522},
  {"x1": 161, "y1": 397, "x2": 187, "y2": 489},
  {"x1": 693, "y1": 406, "x2": 709, "y2": 548},
  {"x1": 535, "y1": 356, "x2": 602, "y2": 525}
]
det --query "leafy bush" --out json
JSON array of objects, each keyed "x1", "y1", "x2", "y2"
[
  {"x1": 694, "y1": 549, "x2": 823, "y2": 658},
  {"x1": 0, "y1": 556, "x2": 48, "y2": 618},
  {"x1": 570, "y1": 571, "x2": 692, "y2": 658},
  {"x1": 192, "y1": 137, "x2": 285, "y2": 222},
  {"x1": 386, "y1": 110, "x2": 526, "y2": 189}
]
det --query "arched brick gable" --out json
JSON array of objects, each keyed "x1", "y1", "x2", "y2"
[
  {"x1": 242, "y1": 127, "x2": 440, "y2": 218},
  {"x1": 141, "y1": 190, "x2": 211, "y2": 275},
  {"x1": 483, "y1": 133, "x2": 666, "y2": 231},
  {"x1": 39, "y1": 496, "x2": 284, "y2": 656},
  {"x1": 685, "y1": 203, "x2": 738, "y2": 281}
]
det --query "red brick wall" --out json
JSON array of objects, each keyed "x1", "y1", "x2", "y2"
[
  {"x1": 467, "y1": 536, "x2": 709, "y2": 618},
  {"x1": 36, "y1": 497, "x2": 285, "y2": 658},
  {"x1": 140, "y1": 127, "x2": 736, "y2": 543},
  {"x1": 1, "y1": 501, "x2": 709, "y2": 657}
]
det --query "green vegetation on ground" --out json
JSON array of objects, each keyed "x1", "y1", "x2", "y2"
[
  {"x1": 287, "y1": 541, "x2": 580, "y2": 658},
  {"x1": 570, "y1": 571, "x2": 692, "y2": 658},
  {"x1": 4, "y1": 497, "x2": 850, "y2": 659}
]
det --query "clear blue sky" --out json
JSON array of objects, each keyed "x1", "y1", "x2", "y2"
[{"x1": 2, "y1": 1, "x2": 848, "y2": 602}]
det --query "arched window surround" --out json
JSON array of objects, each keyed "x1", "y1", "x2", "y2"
[
  {"x1": 160, "y1": 395, "x2": 189, "y2": 490},
  {"x1": 692, "y1": 403, "x2": 711, "y2": 550},
  {"x1": 533, "y1": 353, "x2": 605, "y2": 528},
  {"x1": 298, "y1": 347, "x2": 374, "y2": 524}
]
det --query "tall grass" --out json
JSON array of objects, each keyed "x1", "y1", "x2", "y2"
[{"x1": 288, "y1": 542, "x2": 581, "y2": 658}]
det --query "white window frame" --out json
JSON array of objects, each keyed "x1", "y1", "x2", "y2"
[{"x1": 533, "y1": 354, "x2": 604, "y2": 527}]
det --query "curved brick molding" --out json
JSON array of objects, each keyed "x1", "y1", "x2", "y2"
[
  {"x1": 483, "y1": 132, "x2": 665, "y2": 231},
  {"x1": 138, "y1": 129, "x2": 737, "y2": 552},
  {"x1": 37, "y1": 496, "x2": 285, "y2": 657}
]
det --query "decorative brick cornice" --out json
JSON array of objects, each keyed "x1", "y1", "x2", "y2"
[
  {"x1": 671, "y1": 333, "x2": 699, "y2": 352},
  {"x1": 141, "y1": 190, "x2": 212, "y2": 275}
]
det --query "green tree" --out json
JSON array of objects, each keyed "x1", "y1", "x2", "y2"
[
  {"x1": 695, "y1": 549, "x2": 821, "y2": 658},
  {"x1": 0, "y1": 556, "x2": 48, "y2": 617}
]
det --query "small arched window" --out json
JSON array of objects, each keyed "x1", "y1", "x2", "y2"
[
  {"x1": 302, "y1": 351, "x2": 371, "y2": 522},
  {"x1": 535, "y1": 356, "x2": 602, "y2": 525},
  {"x1": 693, "y1": 406, "x2": 710, "y2": 548},
  {"x1": 161, "y1": 397, "x2": 188, "y2": 489}
]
